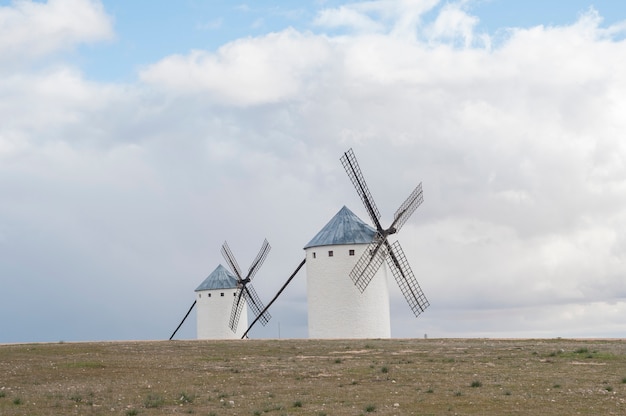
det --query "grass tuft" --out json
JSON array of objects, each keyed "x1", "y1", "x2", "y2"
[
  {"x1": 144, "y1": 393, "x2": 165, "y2": 408},
  {"x1": 69, "y1": 393, "x2": 83, "y2": 403}
]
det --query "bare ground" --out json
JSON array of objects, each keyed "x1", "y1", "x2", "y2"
[{"x1": 1, "y1": 338, "x2": 625, "y2": 415}]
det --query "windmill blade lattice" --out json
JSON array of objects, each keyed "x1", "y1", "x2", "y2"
[
  {"x1": 391, "y1": 183, "x2": 423, "y2": 233},
  {"x1": 385, "y1": 240, "x2": 429, "y2": 317},
  {"x1": 247, "y1": 239, "x2": 271, "y2": 282},
  {"x1": 243, "y1": 284, "x2": 271, "y2": 325},
  {"x1": 221, "y1": 242, "x2": 243, "y2": 280},
  {"x1": 349, "y1": 234, "x2": 388, "y2": 292},
  {"x1": 341, "y1": 148, "x2": 429, "y2": 317},
  {"x1": 229, "y1": 289, "x2": 247, "y2": 331},
  {"x1": 221, "y1": 239, "x2": 272, "y2": 332},
  {"x1": 341, "y1": 149, "x2": 382, "y2": 230}
]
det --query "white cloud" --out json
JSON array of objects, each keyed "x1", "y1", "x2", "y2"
[
  {"x1": 313, "y1": 0, "x2": 440, "y2": 38},
  {"x1": 3, "y1": 1, "x2": 626, "y2": 340},
  {"x1": 139, "y1": 28, "x2": 333, "y2": 106},
  {"x1": 0, "y1": 0, "x2": 113, "y2": 67},
  {"x1": 424, "y1": 2, "x2": 481, "y2": 47},
  {"x1": 314, "y1": 5, "x2": 385, "y2": 33},
  {"x1": 0, "y1": 68, "x2": 114, "y2": 132}
]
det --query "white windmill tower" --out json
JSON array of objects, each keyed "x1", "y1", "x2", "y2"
[
  {"x1": 194, "y1": 264, "x2": 248, "y2": 339},
  {"x1": 304, "y1": 206, "x2": 392, "y2": 338},
  {"x1": 169, "y1": 240, "x2": 272, "y2": 340}
]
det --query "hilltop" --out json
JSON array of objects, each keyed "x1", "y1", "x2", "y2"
[{"x1": 1, "y1": 338, "x2": 625, "y2": 415}]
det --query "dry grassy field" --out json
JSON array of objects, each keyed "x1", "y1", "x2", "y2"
[{"x1": 1, "y1": 338, "x2": 625, "y2": 415}]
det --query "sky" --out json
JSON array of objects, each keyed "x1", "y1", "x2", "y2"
[{"x1": 2, "y1": 0, "x2": 626, "y2": 343}]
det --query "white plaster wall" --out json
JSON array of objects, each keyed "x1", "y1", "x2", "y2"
[
  {"x1": 196, "y1": 288, "x2": 248, "y2": 339},
  {"x1": 305, "y1": 243, "x2": 391, "y2": 339}
]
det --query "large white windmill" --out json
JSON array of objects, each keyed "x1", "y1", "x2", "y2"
[
  {"x1": 304, "y1": 148, "x2": 429, "y2": 338},
  {"x1": 169, "y1": 239, "x2": 272, "y2": 340}
]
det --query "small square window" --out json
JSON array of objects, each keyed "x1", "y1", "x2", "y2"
[
  {"x1": 328, "y1": 250, "x2": 334, "y2": 257},
  {"x1": 349, "y1": 249, "x2": 355, "y2": 256},
  {"x1": 208, "y1": 293, "x2": 211, "y2": 298},
  {"x1": 221, "y1": 292, "x2": 224, "y2": 297},
  {"x1": 233, "y1": 292, "x2": 237, "y2": 297}
]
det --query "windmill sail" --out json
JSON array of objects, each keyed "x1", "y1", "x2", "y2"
[
  {"x1": 385, "y1": 240, "x2": 429, "y2": 317},
  {"x1": 391, "y1": 183, "x2": 424, "y2": 233},
  {"x1": 341, "y1": 148, "x2": 429, "y2": 318},
  {"x1": 349, "y1": 233, "x2": 388, "y2": 292},
  {"x1": 340, "y1": 148, "x2": 382, "y2": 228},
  {"x1": 222, "y1": 239, "x2": 272, "y2": 332}
]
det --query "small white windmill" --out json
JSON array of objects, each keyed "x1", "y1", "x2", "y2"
[
  {"x1": 194, "y1": 264, "x2": 248, "y2": 339},
  {"x1": 169, "y1": 240, "x2": 272, "y2": 340}
]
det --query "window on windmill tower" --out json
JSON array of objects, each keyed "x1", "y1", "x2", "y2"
[
  {"x1": 208, "y1": 293, "x2": 211, "y2": 298},
  {"x1": 221, "y1": 292, "x2": 224, "y2": 297},
  {"x1": 328, "y1": 250, "x2": 334, "y2": 257},
  {"x1": 349, "y1": 249, "x2": 355, "y2": 256},
  {"x1": 233, "y1": 292, "x2": 236, "y2": 297},
  {"x1": 312, "y1": 252, "x2": 316, "y2": 259}
]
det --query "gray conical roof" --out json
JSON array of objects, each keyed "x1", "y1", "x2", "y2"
[
  {"x1": 304, "y1": 206, "x2": 376, "y2": 249},
  {"x1": 195, "y1": 264, "x2": 239, "y2": 291}
]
